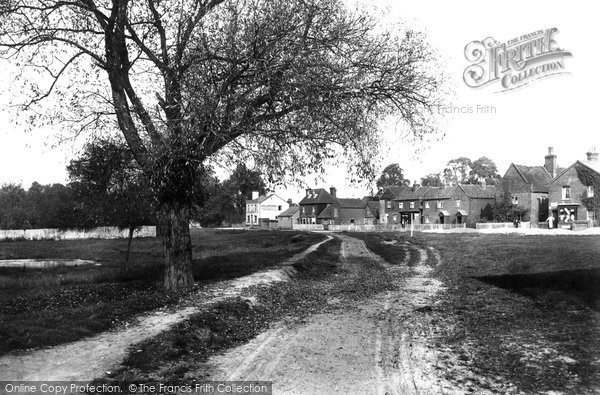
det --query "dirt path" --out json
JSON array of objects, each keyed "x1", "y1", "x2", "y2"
[
  {"x1": 205, "y1": 235, "x2": 457, "y2": 394},
  {"x1": 0, "y1": 236, "x2": 333, "y2": 381}
]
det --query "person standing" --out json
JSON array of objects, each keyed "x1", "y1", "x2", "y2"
[{"x1": 546, "y1": 215, "x2": 555, "y2": 229}]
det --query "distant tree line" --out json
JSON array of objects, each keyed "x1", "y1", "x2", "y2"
[{"x1": 0, "y1": 139, "x2": 267, "y2": 231}]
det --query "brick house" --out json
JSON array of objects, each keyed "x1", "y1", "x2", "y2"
[
  {"x1": 245, "y1": 192, "x2": 288, "y2": 227},
  {"x1": 498, "y1": 147, "x2": 558, "y2": 226},
  {"x1": 378, "y1": 186, "x2": 430, "y2": 225},
  {"x1": 421, "y1": 184, "x2": 496, "y2": 226},
  {"x1": 547, "y1": 149, "x2": 600, "y2": 228},
  {"x1": 298, "y1": 187, "x2": 375, "y2": 225}
]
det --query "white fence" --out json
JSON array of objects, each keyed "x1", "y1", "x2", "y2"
[
  {"x1": 292, "y1": 224, "x2": 325, "y2": 231},
  {"x1": 476, "y1": 222, "x2": 531, "y2": 230},
  {"x1": 292, "y1": 223, "x2": 467, "y2": 232},
  {"x1": 0, "y1": 226, "x2": 157, "y2": 241}
]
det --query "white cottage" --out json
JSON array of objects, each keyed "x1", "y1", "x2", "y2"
[{"x1": 245, "y1": 192, "x2": 289, "y2": 227}]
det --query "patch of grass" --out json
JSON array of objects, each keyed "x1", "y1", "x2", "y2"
[
  {"x1": 401, "y1": 233, "x2": 600, "y2": 393},
  {"x1": 106, "y1": 235, "x2": 396, "y2": 382},
  {"x1": 0, "y1": 230, "x2": 324, "y2": 290},
  {"x1": 0, "y1": 230, "x2": 325, "y2": 355},
  {"x1": 0, "y1": 281, "x2": 181, "y2": 355}
]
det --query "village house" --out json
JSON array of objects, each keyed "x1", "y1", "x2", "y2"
[
  {"x1": 498, "y1": 147, "x2": 558, "y2": 226},
  {"x1": 297, "y1": 187, "x2": 376, "y2": 225},
  {"x1": 276, "y1": 205, "x2": 300, "y2": 229},
  {"x1": 547, "y1": 148, "x2": 600, "y2": 229},
  {"x1": 420, "y1": 184, "x2": 496, "y2": 226},
  {"x1": 378, "y1": 185, "x2": 430, "y2": 225},
  {"x1": 245, "y1": 192, "x2": 289, "y2": 227}
]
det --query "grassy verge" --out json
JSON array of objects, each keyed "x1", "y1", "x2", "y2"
[
  {"x1": 405, "y1": 233, "x2": 600, "y2": 393},
  {"x1": 103, "y1": 235, "x2": 396, "y2": 382},
  {"x1": 0, "y1": 230, "x2": 324, "y2": 355}
]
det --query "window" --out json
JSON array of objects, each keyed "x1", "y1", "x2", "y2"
[
  {"x1": 425, "y1": 202, "x2": 430, "y2": 208},
  {"x1": 437, "y1": 201, "x2": 443, "y2": 209},
  {"x1": 312, "y1": 206, "x2": 316, "y2": 214},
  {"x1": 392, "y1": 214, "x2": 397, "y2": 223},
  {"x1": 455, "y1": 200, "x2": 460, "y2": 207},
  {"x1": 301, "y1": 207, "x2": 305, "y2": 214},
  {"x1": 253, "y1": 215, "x2": 257, "y2": 223},
  {"x1": 588, "y1": 185, "x2": 595, "y2": 198},
  {"x1": 334, "y1": 208, "x2": 339, "y2": 217},
  {"x1": 399, "y1": 202, "x2": 404, "y2": 209},
  {"x1": 278, "y1": 205, "x2": 282, "y2": 210},
  {"x1": 562, "y1": 186, "x2": 571, "y2": 200},
  {"x1": 410, "y1": 202, "x2": 415, "y2": 209},
  {"x1": 386, "y1": 200, "x2": 391, "y2": 209},
  {"x1": 247, "y1": 215, "x2": 250, "y2": 223}
]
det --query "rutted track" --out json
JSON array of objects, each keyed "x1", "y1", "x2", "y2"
[{"x1": 206, "y1": 235, "x2": 455, "y2": 394}]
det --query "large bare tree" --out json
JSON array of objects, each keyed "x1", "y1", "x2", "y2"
[{"x1": 0, "y1": 0, "x2": 443, "y2": 291}]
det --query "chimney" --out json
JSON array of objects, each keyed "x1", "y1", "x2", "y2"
[
  {"x1": 287, "y1": 198, "x2": 293, "y2": 207},
  {"x1": 412, "y1": 180, "x2": 420, "y2": 192},
  {"x1": 481, "y1": 178, "x2": 487, "y2": 190},
  {"x1": 587, "y1": 147, "x2": 599, "y2": 162},
  {"x1": 251, "y1": 191, "x2": 259, "y2": 200},
  {"x1": 544, "y1": 147, "x2": 557, "y2": 178},
  {"x1": 330, "y1": 187, "x2": 337, "y2": 197},
  {"x1": 306, "y1": 188, "x2": 311, "y2": 196}
]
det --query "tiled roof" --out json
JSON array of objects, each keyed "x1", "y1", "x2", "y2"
[
  {"x1": 298, "y1": 188, "x2": 336, "y2": 205},
  {"x1": 277, "y1": 206, "x2": 299, "y2": 217},
  {"x1": 246, "y1": 194, "x2": 271, "y2": 204},
  {"x1": 513, "y1": 165, "x2": 552, "y2": 192},
  {"x1": 422, "y1": 185, "x2": 457, "y2": 199},
  {"x1": 459, "y1": 184, "x2": 498, "y2": 198},
  {"x1": 337, "y1": 198, "x2": 365, "y2": 208},
  {"x1": 317, "y1": 204, "x2": 335, "y2": 219},
  {"x1": 380, "y1": 186, "x2": 412, "y2": 199}
]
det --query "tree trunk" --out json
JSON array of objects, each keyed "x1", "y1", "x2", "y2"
[
  {"x1": 124, "y1": 226, "x2": 135, "y2": 274},
  {"x1": 159, "y1": 201, "x2": 194, "y2": 292}
]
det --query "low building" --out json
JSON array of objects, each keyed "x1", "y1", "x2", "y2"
[
  {"x1": 276, "y1": 206, "x2": 300, "y2": 229},
  {"x1": 298, "y1": 187, "x2": 374, "y2": 225},
  {"x1": 245, "y1": 192, "x2": 288, "y2": 227},
  {"x1": 547, "y1": 148, "x2": 600, "y2": 228},
  {"x1": 421, "y1": 184, "x2": 496, "y2": 226}
]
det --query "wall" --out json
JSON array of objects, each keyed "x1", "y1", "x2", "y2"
[{"x1": 0, "y1": 226, "x2": 157, "y2": 241}]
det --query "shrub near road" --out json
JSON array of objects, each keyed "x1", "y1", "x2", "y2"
[
  {"x1": 360, "y1": 232, "x2": 600, "y2": 393},
  {"x1": 0, "y1": 230, "x2": 324, "y2": 355}
]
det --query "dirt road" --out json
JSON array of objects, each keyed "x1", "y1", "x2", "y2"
[
  {"x1": 0, "y1": 236, "x2": 333, "y2": 381},
  {"x1": 205, "y1": 234, "x2": 457, "y2": 394}
]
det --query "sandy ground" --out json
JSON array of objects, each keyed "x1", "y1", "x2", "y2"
[
  {"x1": 204, "y1": 235, "x2": 459, "y2": 394},
  {"x1": 0, "y1": 236, "x2": 333, "y2": 381}
]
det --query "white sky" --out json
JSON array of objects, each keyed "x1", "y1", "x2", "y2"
[{"x1": 0, "y1": 1, "x2": 598, "y2": 204}]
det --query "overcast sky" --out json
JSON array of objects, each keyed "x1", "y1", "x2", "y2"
[{"x1": 0, "y1": 1, "x2": 598, "y2": 203}]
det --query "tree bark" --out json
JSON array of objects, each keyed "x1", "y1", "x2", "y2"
[
  {"x1": 124, "y1": 226, "x2": 135, "y2": 273},
  {"x1": 159, "y1": 201, "x2": 194, "y2": 291}
]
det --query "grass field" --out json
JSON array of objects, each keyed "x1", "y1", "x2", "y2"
[
  {"x1": 0, "y1": 229, "x2": 324, "y2": 355},
  {"x1": 357, "y1": 232, "x2": 600, "y2": 393}
]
